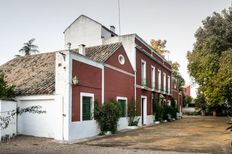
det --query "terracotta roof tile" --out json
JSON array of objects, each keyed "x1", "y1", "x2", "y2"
[
  {"x1": 72, "y1": 42, "x2": 122, "y2": 63},
  {"x1": 0, "y1": 42, "x2": 122, "y2": 96},
  {"x1": 0, "y1": 53, "x2": 55, "y2": 96}
]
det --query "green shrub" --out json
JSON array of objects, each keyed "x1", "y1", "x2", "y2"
[
  {"x1": 163, "y1": 105, "x2": 177, "y2": 121},
  {"x1": 128, "y1": 99, "x2": 140, "y2": 126},
  {"x1": 94, "y1": 100, "x2": 121, "y2": 134},
  {"x1": 154, "y1": 104, "x2": 163, "y2": 121}
]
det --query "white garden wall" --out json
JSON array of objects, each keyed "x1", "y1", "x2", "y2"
[
  {"x1": 0, "y1": 100, "x2": 16, "y2": 141},
  {"x1": 17, "y1": 95, "x2": 60, "y2": 139}
]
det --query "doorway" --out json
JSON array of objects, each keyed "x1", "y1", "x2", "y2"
[{"x1": 141, "y1": 96, "x2": 147, "y2": 125}]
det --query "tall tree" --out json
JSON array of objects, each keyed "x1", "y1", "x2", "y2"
[
  {"x1": 19, "y1": 38, "x2": 39, "y2": 56},
  {"x1": 187, "y1": 7, "x2": 232, "y2": 106},
  {"x1": 171, "y1": 61, "x2": 185, "y2": 92},
  {"x1": 150, "y1": 39, "x2": 169, "y2": 56}
]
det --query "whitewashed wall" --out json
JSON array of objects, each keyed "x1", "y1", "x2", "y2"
[
  {"x1": 0, "y1": 100, "x2": 16, "y2": 141},
  {"x1": 17, "y1": 95, "x2": 59, "y2": 138},
  {"x1": 103, "y1": 34, "x2": 136, "y2": 70},
  {"x1": 64, "y1": 16, "x2": 103, "y2": 48}
]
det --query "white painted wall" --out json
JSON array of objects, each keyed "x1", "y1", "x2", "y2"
[
  {"x1": 103, "y1": 34, "x2": 136, "y2": 71},
  {"x1": 64, "y1": 16, "x2": 103, "y2": 49},
  {"x1": 69, "y1": 120, "x2": 100, "y2": 141},
  {"x1": 101, "y1": 27, "x2": 113, "y2": 40},
  {"x1": 17, "y1": 96, "x2": 57, "y2": 138},
  {"x1": 0, "y1": 100, "x2": 16, "y2": 141},
  {"x1": 146, "y1": 115, "x2": 154, "y2": 125},
  {"x1": 118, "y1": 117, "x2": 129, "y2": 130},
  {"x1": 55, "y1": 51, "x2": 71, "y2": 141}
]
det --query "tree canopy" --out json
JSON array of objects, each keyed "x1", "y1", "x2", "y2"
[
  {"x1": 171, "y1": 62, "x2": 185, "y2": 92},
  {"x1": 19, "y1": 38, "x2": 39, "y2": 56},
  {"x1": 0, "y1": 72, "x2": 16, "y2": 100},
  {"x1": 150, "y1": 39, "x2": 169, "y2": 56},
  {"x1": 150, "y1": 39, "x2": 185, "y2": 92},
  {"x1": 187, "y1": 7, "x2": 232, "y2": 106}
]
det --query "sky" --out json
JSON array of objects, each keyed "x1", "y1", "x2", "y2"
[{"x1": 0, "y1": 0, "x2": 231, "y2": 97}]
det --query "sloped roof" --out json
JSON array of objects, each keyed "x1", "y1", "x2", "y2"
[
  {"x1": 0, "y1": 53, "x2": 55, "y2": 96},
  {"x1": 0, "y1": 42, "x2": 123, "y2": 96},
  {"x1": 73, "y1": 42, "x2": 122, "y2": 63}
]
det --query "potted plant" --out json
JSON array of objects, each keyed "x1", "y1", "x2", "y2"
[{"x1": 127, "y1": 99, "x2": 140, "y2": 129}]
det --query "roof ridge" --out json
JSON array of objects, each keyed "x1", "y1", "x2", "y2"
[
  {"x1": 63, "y1": 15, "x2": 118, "y2": 36},
  {"x1": 86, "y1": 42, "x2": 122, "y2": 49}
]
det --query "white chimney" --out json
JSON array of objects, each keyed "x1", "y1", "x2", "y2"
[
  {"x1": 79, "y1": 44, "x2": 86, "y2": 55},
  {"x1": 110, "y1": 25, "x2": 115, "y2": 33}
]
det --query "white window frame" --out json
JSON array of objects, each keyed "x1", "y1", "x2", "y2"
[
  {"x1": 117, "y1": 96, "x2": 128, "y2": 117},
  {"x1": 168, "y1": 75, "x2": 171, "y2": 94},
  {"x1": 158, "y1": 69, "x2": 161, "y2": 91},
  {"x1": 80, "y1": 92, "x2": 94, "y2": 121},
  {"x1": 163, "y1": 72, "x2": 166, "y2": 92},
  {"x1": 141, "y1": 59, "x2": 146, "y2": 85},
  {"x1": 151, "y1": 66, "x2": 155, "y2": 89}
]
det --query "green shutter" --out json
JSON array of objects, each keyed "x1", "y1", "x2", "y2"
[
  {"x1": 82, "y1": 96, "x2": 91, "y2": 120},
  {"x1": 118, "y1": 100, "x2": 126, "y2": 117}
]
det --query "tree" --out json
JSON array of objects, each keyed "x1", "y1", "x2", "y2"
[
  {"x1": 184, "y1": 96, "x2": 193, "y2": 107},
  {"x1": 187, "y1": 7, "x2": 232, "y2": 107},
  {"x1": 150, "y1": 39, "x2": 169, "y2": 56},
  {"x1": 171, "y1": 62, "x2": 185, "y2": 92},
  {"x1": 0, "y1": 72, "x2": 15, "y2": 100},
  {"x1": 19, "y1": 38, "x2": 39, "y2": 56}
]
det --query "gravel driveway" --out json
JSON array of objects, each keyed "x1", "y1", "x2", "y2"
[{"x1": 0, "y1": 116, "x2": 231, "y2": 154}]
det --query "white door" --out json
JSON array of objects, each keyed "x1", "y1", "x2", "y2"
[{"x1": 141, "y1": 96, "x2": 147, "y2": 125}]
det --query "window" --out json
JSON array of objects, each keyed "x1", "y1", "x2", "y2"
[
  {"x1": 151, "y1": 66, "x2": 155, "y2": 89},
  {"x1": 141, "y1": 60, "x2": 146, "y2": 86},
  {"x1": 118, "y1": 54, "x2": 125, "y2": 65},
  {"x1": 163, "y1": 73, "x2": 166, "y2": 93},
  {"x1": 158, "y1": 69, "x2": 161, "y2": 91},
  {"x1": 81, "y1": 92, "x2": 94, "y2": 121},
  {"x1": 168, "y1": 75, "x2": 171, "y2": 94},
  {"x1": 117, "y1": 97, "x2": 127, "y2": 117}
]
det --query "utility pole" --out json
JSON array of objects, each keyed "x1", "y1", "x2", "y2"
[{"x1": 118, "y1": 0, "x2": 121, "y2": 35}]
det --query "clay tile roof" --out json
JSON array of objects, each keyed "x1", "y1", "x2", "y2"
[
  {"x1": 84, "y1": 42, "x2": 122, "y2": 63},
  {"x1": 0, "y1": 52, "x2": 55, "y2": 96}
]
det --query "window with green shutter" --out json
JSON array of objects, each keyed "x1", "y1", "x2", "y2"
[
  {"x1": 118, "y1": 99, "x2": 126, "y2": 117},
  {"x1": 82, "y1": 96, "x2": 91, "y2": 121}
]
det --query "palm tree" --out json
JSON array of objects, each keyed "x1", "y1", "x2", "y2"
[{"x1": 19, "y1": 38, "x2": 39, "y2": 56}]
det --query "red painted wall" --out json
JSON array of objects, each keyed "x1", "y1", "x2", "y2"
[
  {"x1": 183, "y1": 85, "x2": 191, "y2": 96},
  {"x1": 135, "y1": 40, "x2": 172, "y2": 116},
  {"x1": 136, "y1": 49, "x2": 171, "y2": 91},
  {"x1": 104, "y1": 67, "x2": 134, "y2": 103},
  {"x1": 136, "y1": 88, "x2": 152, "y2": 115},
  {"x1": 105, "y1": 46, "x2": 134, "y2": 74},
  {"x1": 135, "y1": 38, "x2": 172, "y2": 70},
  {"x1": 72, "y1": 60, "x2": 102, "y2": 121},
  {"x1": 104, "y1": 46, "x2": 134, "y2": 103}
]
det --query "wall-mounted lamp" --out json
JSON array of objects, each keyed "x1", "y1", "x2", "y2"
[{"x1": 72, "y1": 76, "x2": 79, "y2": 86}]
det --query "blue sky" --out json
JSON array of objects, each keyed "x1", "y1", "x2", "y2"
[{"x1": 0, "y1": 0, "x2": 231, "y2": 97}]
